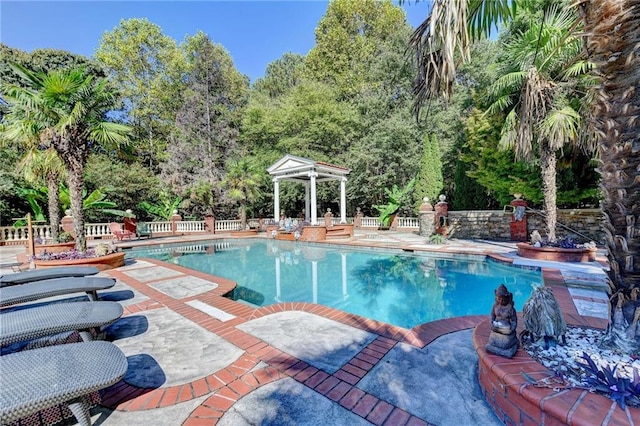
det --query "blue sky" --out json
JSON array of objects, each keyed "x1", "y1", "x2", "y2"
[{"x1": 1, "y1": 1, "x2": 432, "y2": 83}]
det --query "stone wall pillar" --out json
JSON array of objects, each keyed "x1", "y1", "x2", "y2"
[
  {"x1": 170, "y1": 210, "x2": 182, "y2": 235},
  {"x1": 324, "y1": 208, "x2": 333, "y2": 228},
  {"x1": 354, "y1": 207, "x2": 363, "y2": 229},
  {"x1": 434, "y1": 195, "x2": 449, "y2": 236},
  {"x1": 204, "y1": 215, "x2": 215, "y2": 233},
  {"x1": 418, "y1": 197, "x2": 435, "y2": 237}
]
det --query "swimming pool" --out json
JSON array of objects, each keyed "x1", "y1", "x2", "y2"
[{"x1": 128, "y1": 239, "x2": 542, "y2": 329}]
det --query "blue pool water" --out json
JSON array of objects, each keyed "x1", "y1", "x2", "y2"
[{"x1": 128, "y1": 239, "x2": 542, "y2": 329}]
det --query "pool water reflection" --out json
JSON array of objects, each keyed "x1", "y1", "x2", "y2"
[{"x1": 128, "y1": 239, "x2": 542, "y2": 329}]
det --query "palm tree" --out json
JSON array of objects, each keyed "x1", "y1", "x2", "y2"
[
  {"x1": 485, "y1": 4, "x2": 591, "y2": 243},
  {"x1": 408, "y1": 0, "x2": 639, "y2": 351},
  {"x1": 1, "y1": 65, "x2": 130, "y2": 251},
  {"x1": 222, "y1": 158, "x2": 263, "y2": 230},
  {"x1": 18, "y1": 148, "x2": 66, "y2": 241}
]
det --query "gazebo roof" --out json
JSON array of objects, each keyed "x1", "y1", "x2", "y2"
[{"x1": 267, "y1": 154, "x2": 350, "y2": 183}]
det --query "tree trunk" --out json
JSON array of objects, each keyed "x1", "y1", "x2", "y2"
[
  {"x1": 539, "y1": 140, "x2": 557, "y2": 243},
  {"x1": 240, "y1": 202, "x2": 247, "y2": 230},
  {"x1": 46, "y1": 172, "x2": 61, "y2": 242},
  {"x1": 581, "y1": 0, "x2": 640, "y2": 352},
  {"x1": 66, "y1": 159, "x2": 87, "y2": 251}
]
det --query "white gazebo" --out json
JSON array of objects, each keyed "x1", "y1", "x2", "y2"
[{"x1": 267, "y1": 154, "x2": 350, "y2": 225}]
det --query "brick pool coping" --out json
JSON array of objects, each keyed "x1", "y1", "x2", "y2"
[
  {"x1": 476, "y1": 255, "x2": 639, "y2": 426},
  {"x1": 16, "y1": 236, "x2": 636, "y2": 426}
]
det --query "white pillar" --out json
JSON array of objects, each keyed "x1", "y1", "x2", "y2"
[
  {"x1": 305, "y1": 183, "x2": 310, "y2": 222},
  {"x1": 273, "y1": 178, "x2": 280, "y2": 223},
  {"x1": 310, "y1": 172, "x2": 318, "y2": 225},
  {"x1": 340, "y1": 177, "x2": 347, "y2": 224}
]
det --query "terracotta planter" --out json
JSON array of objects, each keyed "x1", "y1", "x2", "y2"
[
  {"x1": 32, "y1": 252, "x2": 126, "y2": 271},
  {"x1": 516, "y1": 242, "x2": 597, "y2": 262},
  {"x1": 34, "y1": 242, "x2": 76, "y2": 255}
]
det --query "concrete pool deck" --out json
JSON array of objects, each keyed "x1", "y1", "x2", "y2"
[{"x1": 0, "y1": 231, "x2": 632, "y2": 425}]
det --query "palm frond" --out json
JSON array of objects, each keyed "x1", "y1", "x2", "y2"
[
  {"x1": 499, "y1": 109, "x2": 518, "y2": 151},
  {"x1": 485, "y1": 95, "x2": 515, "y2": 116},
  {"x1": 409, "y1": 0, "x2": 513, "y2": 113},
  {"x1": 538, "y1": 106, "x2": 581, "y2": 151}
]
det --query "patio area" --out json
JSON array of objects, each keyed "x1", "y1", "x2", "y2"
[{"x1": 0, "y1": 231, "x2": 634, "y2": 426}]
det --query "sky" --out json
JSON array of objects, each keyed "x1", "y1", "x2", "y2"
[{"x1": 0, "y1": 1, "x2": 432, "y2": 83}]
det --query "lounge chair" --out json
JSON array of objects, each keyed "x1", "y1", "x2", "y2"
[
  {"x1": 0, "y1": 341, "x2": 128, "y2": 426},
  {"x1": 0, "y1": 277, "x2": 116, "y2": 307},
  {"x1": 0, "y1": 266, "x2": 100, "y2": 287},
  {"x1": 136, "y1": 221, "x2": 153, "y2": 239},
  {"x1": 109, "y1": 222, "x2": 134, "y2": 241},
  {"x1": 0, "y1": 301, "x2": 123, "y2": 346}
]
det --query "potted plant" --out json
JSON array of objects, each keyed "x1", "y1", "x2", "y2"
[
  {"x1": 516, "y1": 230, "x2": 597, "y2": 262},
  {"x1": 30, "y1": 242, "x2": 125, "y2": 270},
  {"x1": 374, "y1": 178, "x2": 415, "y2": 230}
]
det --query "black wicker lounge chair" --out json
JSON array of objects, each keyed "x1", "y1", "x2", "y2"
[
  {"x1": 0, "y1": 277, "x2": 116, "y2": 307},
  {"x1": 0, "y1": 341, "x2": 127, "y2": 426},
  {"x1": 0, "y1": 301, "x2": 123, "y2": 347},
  {"x1": 0, "y1": 266, "x2": 100, "y2": 287}
]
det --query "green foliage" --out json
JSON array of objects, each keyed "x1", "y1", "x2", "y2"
[
  {"x1": 222, "y1": 158, "x2": 264, "y2": 227},
  {"x1": 414, "y1": 134, "x2": 443, "y2": 208},
  {"x1": 462, "y1": 109, "x2": 541, "y2": 206},
  {"x1": 162, "y1": 32, "x2": 249, "y2": 218},
  {"x1": 305, "y1": 0, "x2": 408, "y2": 98},
  {"x1": 96, "y1": 18, "x2": 184, "y2": 170},
  {"x1": 374, "y1": 178, "x2": 415, "y2": 226},
  {"x1": 138, "y1": 192, "x2": 183, "y2": 221},
  {"x1": 13, "y1": 188, "x2": 46, "y2": 226},
  {"x1": 253, "y1": 53, "x2": 305, "y2": 98},
  {"x1": 1, "y1": 63, "x2": 131, "y2": 250},
  {"x1": 84, "y1": 153, "x2": 159, "y2": 217},
  {"x1": 452, "y1": 148, "x2": 499, "y2": 210}
]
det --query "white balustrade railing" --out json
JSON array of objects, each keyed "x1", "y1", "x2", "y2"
[
  {"x1": 360, "y1": 217, "x2": 381, "y2": 228},
  {"x1": 85, "y1": 223, "x2": 112, "y2": 238},
  {"x1": 148, "y1": 222, "x2": 172, "y2": 234},
  {"x1": 215, "y1": 220, "x2": 242, "y2": 232},
  {"x1": 176, "y1": 221, "x2": 206, "y2": 233},
  {"x1": 330, "y1": 217, "x2": 354, "y2": 225},
  {"x1": 0, "y1": 216, "x2": 420, "y2": 244},
  {"x1": 396, "y1": 217, "x2": 420, "y2": 228},
  {"x1": 1, "y1": 225, "x2": 51, "y2": 242}
]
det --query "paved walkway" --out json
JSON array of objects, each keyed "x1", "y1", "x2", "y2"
[{"x1": 0, "y1": 232, "x2": 613, "y2": 425}]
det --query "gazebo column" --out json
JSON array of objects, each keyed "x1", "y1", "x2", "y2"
[
  {"x1": 310, "y1": 172, "x2": 318, "y2": 225},
  {"x1": 305, "y1": 183, "x2": 310, "y2": 222},
  {"x1": 340, "y1": 177, "x2": 347, "y2": 224},
  {"x1": 273, "y1": 178, "x2": 280, "y2": 223}
]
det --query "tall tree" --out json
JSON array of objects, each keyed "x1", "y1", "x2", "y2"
[
  {"x1": 96, "y1": 18, "x2": 183, "y2": 170},
  {"x1": 18, "y1": 148, "x2": 65, "y2": 241},
  {"x1": 1, "y1": 66, "x2": 130, "y2": 251},
  {"x1": 222, "y1": 158, "x2": 263, "y2": 230},
  {"x1": 161, "y1": 32, "x2": 249, "y2": 217},
  {"x1": 305, "y1": 0, "x2": 407, "y2": 98},
  {"x1": 414, "y1": 134, "x2": 443, "y2": 208},
  {"x1": 406, "y1": 0, "x2": 640, "y2": 351},
  {"x1": 485, "y1": 4, "x2": 590, "y2": 242},
  {"x1": 253, "y1": 53, "x2": 305, "y2": 98}
]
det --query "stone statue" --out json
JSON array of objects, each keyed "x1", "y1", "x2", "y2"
[{"x1": 486, "y1": 284, "x2": 519, "y2": 358}]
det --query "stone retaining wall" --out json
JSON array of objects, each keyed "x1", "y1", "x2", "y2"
[{"x1": 420, "y1": 209, "x2": 605, "y2": 243}]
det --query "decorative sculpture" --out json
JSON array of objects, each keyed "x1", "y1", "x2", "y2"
[
  {"x1": 486, "y1": 284, "x2": 519, "y2": 358},
  {"x1": 520, "y1": 286, "x2": 567, "y2": 349}
]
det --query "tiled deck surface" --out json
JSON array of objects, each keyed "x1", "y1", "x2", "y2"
[{"x1": 1, "y1": 231, "x2": 638, "y2": 425}]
